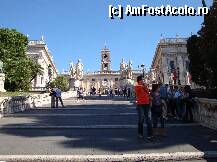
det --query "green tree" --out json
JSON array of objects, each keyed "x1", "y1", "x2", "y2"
[
  {"x1": 187, "y1": 2, "x2": 217, "y2": 89},
  {"x1": 0, "y1": 28, "x2": 43, "y2": 91},
  {"x1": 50, "y1": 76, "x2": 69, "y2": 92}
]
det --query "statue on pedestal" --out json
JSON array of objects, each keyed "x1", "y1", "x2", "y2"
[
  {"x1": 69, "y1": 61, "x2": 76, "y2": 78},
  {"x1": 186, "y1": 71, "x2": 192, "y2": 85},
  {"x1": 120, "y1": 58, "x2": 127, "y2": 79},
  {"x1": 76, "y1": 59, "x2": 84, "y2": 80},
  {"x1": 0, "y1": 60, "x2": 6, "y2": 92},
  {"x1": 68, "y1": 59, "x2": 84, "y2": 90},
  {"x1": 0, "y1": 60, "x2": 3, "y2": 73},
  {"x1": 169, "y1": 73, "x2": 175, "y2": 85},
  {"x1": 150, "y1": 69, "x2": 157, "y2": 82},
  {"x1": 127, "y1": 60, "x2": 133, "y2": 79}
]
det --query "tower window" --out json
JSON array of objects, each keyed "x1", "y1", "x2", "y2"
[
  {"x1": 104, "y1": 63, "x2": 108, "y2": 70},
  {"x1": 104, "y1": 54, "x2": 108, "y2": 59},
  {"x1": 92, "y1": 79, "x2": 95, "y2": 81},
  {"x1": 115, "y1": 78, "x2": 119, "y2": 81}
]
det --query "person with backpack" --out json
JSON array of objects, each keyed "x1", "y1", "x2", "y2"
[
  {"x1": 134, "y1": 76, "x2": 153, "y2": 140},
  {"x1": 151, "y1": 84, "x2": 166, "y2": 137},
  {"x1": 49, "y1": 87, "x2": 56, "y2": 108},
  {"x1": 55, "y1": 87, "x2": 65, "y2": 108}
]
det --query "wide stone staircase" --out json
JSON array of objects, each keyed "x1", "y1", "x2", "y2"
[{"x1": 0, "y1": 98, "x2": 216, "y2": 161}]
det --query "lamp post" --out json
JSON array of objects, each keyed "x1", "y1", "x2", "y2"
[{"x1": 141, "y1": 64, "x2": 145, "y2": 78}]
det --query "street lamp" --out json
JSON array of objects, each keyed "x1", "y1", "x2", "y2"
[{"x1": 141, "y1": 64, "x2": 145, "y2": 78}]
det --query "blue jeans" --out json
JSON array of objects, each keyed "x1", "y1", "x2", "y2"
[
  {"x1": 175, "y1": 98, "x2": 183, "y2": 119},
  {"x1": 137, "y1": 104, "x2": 153, "y2": 137},
  {"x1": 152, "y1": 113, "x2": 165, "y2": 128}
]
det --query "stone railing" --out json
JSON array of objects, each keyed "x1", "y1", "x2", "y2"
[
  {"x1": 160, "y1": 38, "x2": 187, "y2": 44},
  {"x1": 62, "y1": 91, "x2": 77, "y2": 99},
  {"x1": 0, "y1": 91, "x2": 77, "y2": 117},
  {"x1": 28, "y1": 40, "x2": 45, "y2": 45},
  {"x1": 0, "y1": 96, "x2": 30, "y2": 117},
  {"x1": 193, "y1": 98, "x2": 217, "y2": 130}
]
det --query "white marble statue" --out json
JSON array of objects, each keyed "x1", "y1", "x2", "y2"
[
  {"x1": 76, "y1": 59, "x2": 84, "y2": 80},
  {"x1": 0, "y1": 73, "x2": 6, "y2": 92},
  {"x1": 0, "y1": 61, "x2": 6, "y2": 92},
  {"x1": 120, "y1": 58, "x2": 128, "y2": 78},
  {"x1": 151, "y1": 69, "x2": 157, "y2": 82},
  {"x1": 186, "y1": 71, "x2": 191, "y2": 85},
  {"x1": 69, "y1": 61, "x2": 76, "y2": 78},
  {"x1": 169, "y1": 73, "x2": 175, "y2": 85},
  {"x1": 0, "y1": 60, "x2": 3, "y2": 73},
  {"x1": 127, "y1": 60, "x2": 133, "y2": 79},
  {"x1": 120, "y1": 58, "x2": 127, "y2": 71}
]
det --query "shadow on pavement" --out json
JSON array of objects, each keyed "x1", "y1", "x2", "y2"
[{"x1": 0, "y1": 100, "x2": 216, "y2": 156}]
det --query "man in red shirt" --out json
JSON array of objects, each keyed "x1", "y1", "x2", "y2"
[{"x1": 134, "y1": 76, "x2": 153, "y2": 139}]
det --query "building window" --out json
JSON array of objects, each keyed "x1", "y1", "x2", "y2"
[
  {"x1": 92, "y1": 78, "x2": 95, "y2": 82},
  {"x1": 104, "y1": 63, "x2": 108, "y2": 70},
  {"x1": 169, "y1": 61, "x2": 175, "y2": 73},
  {"x1": 104, "y1": 78, "x2": 108, "y2": 81},
  {"x1": 185, "y1": 60, "x2": 190, "y2": 71},
  {"x1": 41, "y1": 77, "x2": 43, "y2": 85},
  {"x1": 115, "y1": 78, "x2": 118, "y2": 81}
]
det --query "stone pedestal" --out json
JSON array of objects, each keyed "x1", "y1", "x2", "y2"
[
  {"x1": 69, "y1": 78, "x2": 75, "y2": 91},
  {"x1": 74, "y1": 80, "x2": 81, "y2": 88},
  {"x1": 69, "y1": 78, "x2": 81, "y2": 91},
  {"x1": 0, "y1": 73, "x2": 6, "y2": 92}
]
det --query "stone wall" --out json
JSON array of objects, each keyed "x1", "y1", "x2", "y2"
[
  {"x1": 0, "y1": 91, "x2": 77, "y2": 117},
  {"x1": 193, "y1": 98, "x2": 217, "y2": 130}
]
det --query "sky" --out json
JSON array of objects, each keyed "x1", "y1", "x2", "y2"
[{"x1": 0, "y1": 0, "x2": 213, "y2": 73}]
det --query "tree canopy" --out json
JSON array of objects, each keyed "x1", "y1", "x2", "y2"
[
  {"x1": 50, "y1": 76, "x2": 69, "y2": 92},
  {"x1": 0, "y1": 28, "x2": 43, "y2": 91},
  {"x1": 187, "y1": 2, "x2": 217, "y2": 89}
]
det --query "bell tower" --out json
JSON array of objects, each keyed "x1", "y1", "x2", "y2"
[{"x1": 101, "y1": 43, "x2": 111, "y2": 72}]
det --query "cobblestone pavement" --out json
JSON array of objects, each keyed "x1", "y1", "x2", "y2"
[{"x1": 0, "y1": 97, "x2": 216, "y2": 161}]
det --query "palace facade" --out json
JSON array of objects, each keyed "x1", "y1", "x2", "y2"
[
  {"x1": 64, "y1": 46, "x2": 144, "y2": 93},
  {"x1": 26, "y1": 36, "x2": 58, "y2": 91},
  {"x1": 151, "y1": 37, "x2": 191, "y2": 86}
]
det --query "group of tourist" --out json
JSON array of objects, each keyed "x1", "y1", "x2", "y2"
[
  {"x1": 160, "y1": 84, "x2": 194, "y2": 122},
  {"x1": 49, "y1": 87, "x2": 65, "y2": 108},
  {"x1": 134, "y1": 75, "x2": 194, "y2": 140},
  {"x1": 96, "y1": 87, "x2": 132, "y2": 98}
]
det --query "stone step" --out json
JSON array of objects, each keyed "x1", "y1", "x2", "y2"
[
  {"x1": 0, "y1": 123, "x2": 199, "y2": 129},
  {"x1": 0, "y1": 151, "x2": 216, "y2": 162}
]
